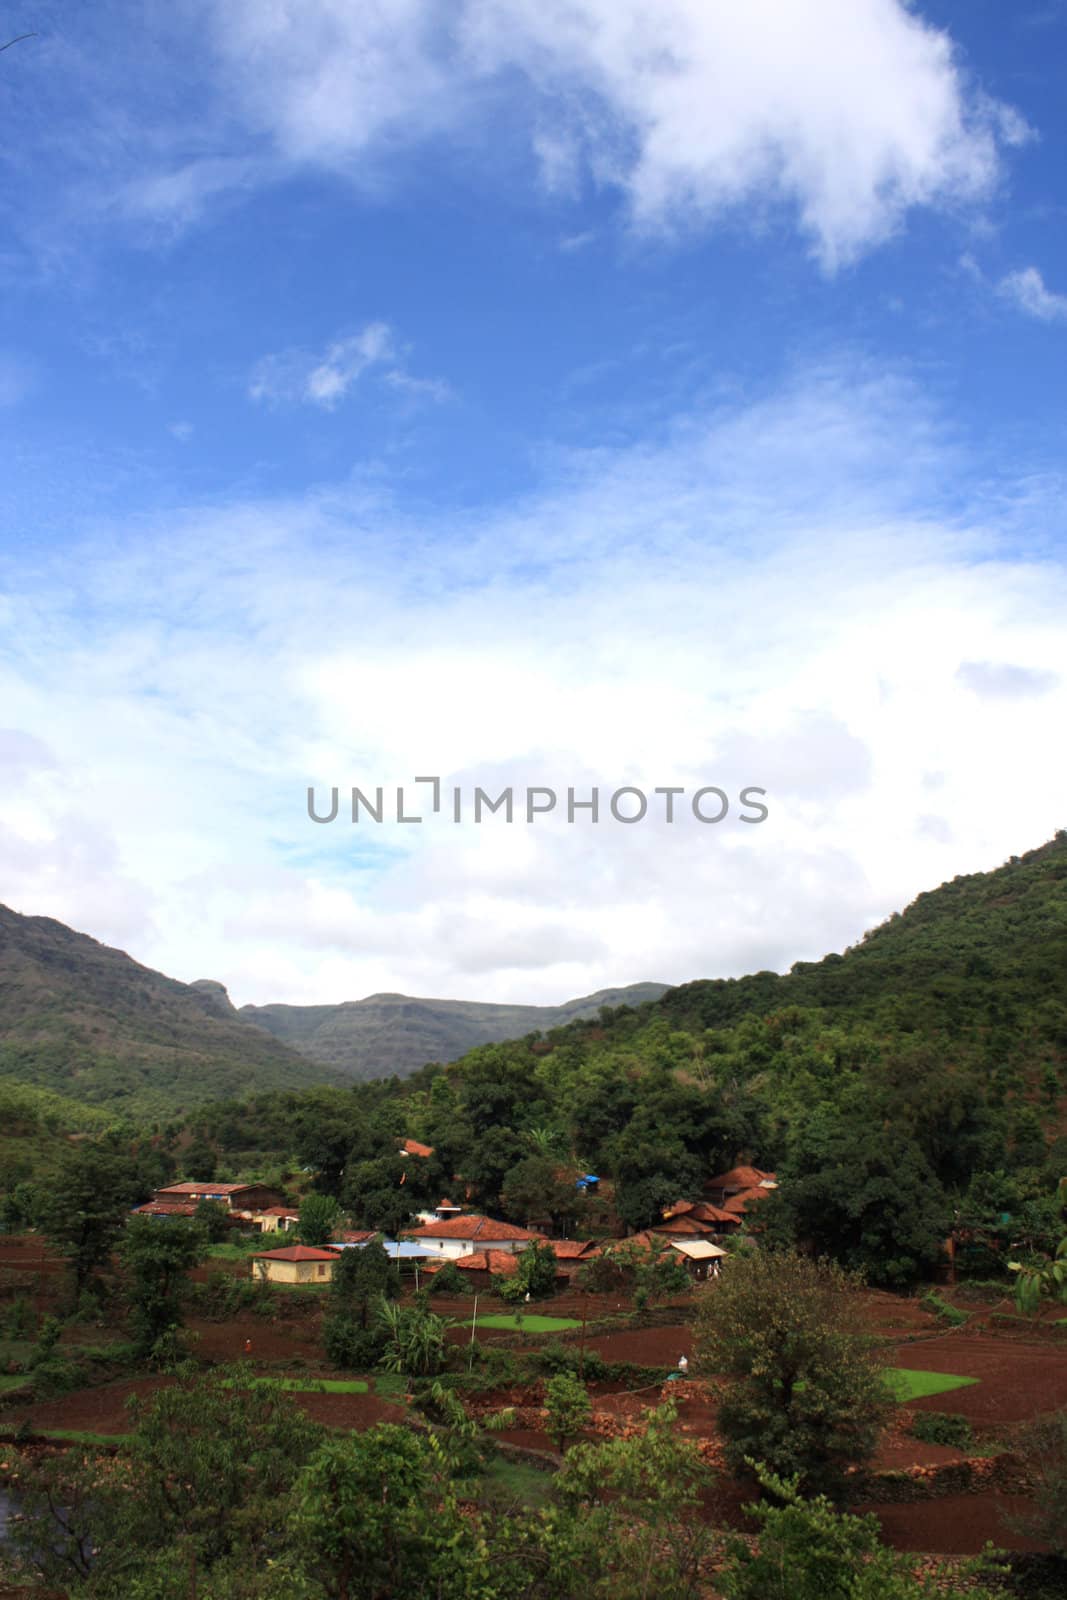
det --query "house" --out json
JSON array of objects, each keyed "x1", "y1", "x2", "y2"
[
  {"x1": 255, "y1": 1206, "x2": 301, "y2": 1234},
  {"x1": 703, "y1": 1166, "x2": 777, "y2": 1208},
  {"x1": 721, "y1": 1185, "x2": 775, "y2": 1217},
  {"x1": 546, "y1": 1239, "x2": 602, "y2": 1278},
  {"x1": 667, "y1": 1239, "x2": 727, "y2": 1282},
  {"x1": 252, "y1": 1245, "x2": 337, "y2": 1284},
  {"x1": 653, "y1": 1200, "x2": 740, "y2": 1238},
  {"x1": 155, "y1": 1182, "x2": 286, "y2": 1214},
  {"x1": 408, "y1": 1215, "x2": 546, "y2": 1258},
  {"x1": 424, "y1": 1248, "x2": 567, "y2": 1291},
  {"x1": 398, "y1": 1138, "x2": 435, "y2": 1159}
]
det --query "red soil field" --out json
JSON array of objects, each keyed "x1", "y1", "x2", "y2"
[
  {"x1": 858, "y1": 1492, "x2": 1046, "y2": 1555},
  {"x1": 890, "y1": 1335, "x2": 1067, "y2": 1423}
]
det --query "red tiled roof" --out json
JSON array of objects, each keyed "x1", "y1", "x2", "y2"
[
  {"x1": 651, "y1": 1215, "x2": 709, "y2": 1236},
  {"x1": 704, "y1": 1166, "x2": 776, "y2": 1193},
  {"x1": 547, "y1": 1239, "x2": 599, "y2": 1259},
  {"x1": 399, "y1": 1138, "x2": 434, "y2": 1158},
  {"x1": 454, "y1": 1249, "x2": 520, "y2": 1275},
  {"x1": 133, "y1": 1201, "x2": 197, "y2": 1217},
  {"x1": 253, "y1": 1246, "x2": 337, "y2": 1262},
  {"x1": 157, "y1": 1182, "x2": 257, "y2": 1196},
  {"x1": 334, "y1": 1230, "x2": 378, "y2": 1245},
  {"x1": 722, "y1": 1185, "x2": 774, "y2": 1214},
  {"x1": 410, "y1": 1215, "x2": 544, "y2": 1243},
  {"x1": 664, "y1": 1200, "x2": 738, "y2": 1227},
  {"x1": 260, "y1": 1205, "x2": 299, "y2": 1217}
]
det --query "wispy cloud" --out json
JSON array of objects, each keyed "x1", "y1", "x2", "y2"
[
  {"x1": 997, "y1": 265, "x2": 1067, "y2": 321},
  {"x1": 4, "y1": 2, "x2": 1027, "y2": 271},
  {"x1": 248, "y1": 322, "x2": 447, "y2": 410}
]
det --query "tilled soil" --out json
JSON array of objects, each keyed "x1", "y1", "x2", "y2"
[
  {"x1": 889, "y1": 1335, "x2": 1067, "y2": 1422},
  {"x1": 857, "y1": 1491, "x2": 1046, "y2": 1554}
]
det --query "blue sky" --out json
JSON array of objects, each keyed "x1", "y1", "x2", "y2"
[{"x1": 1, "y1": 1, "x2": 1065, "y2": 1006}]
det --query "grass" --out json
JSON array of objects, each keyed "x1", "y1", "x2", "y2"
[
  {"x1": 0, "y1": 1424, "x2": 125, "y2": 1446},
  {"x1": 273, "y1": 1378, "x2": 368, "y2": 1394},
  {"x1": 480, "y1": 1455, "x2": 555, "y2": 1508},
  {"x1": 224, "y1": 1377, "x2": 369, "y2": 1394},
  {"x1": 373, "y1": 1372, "x2": 408, "y2": 1397},
  {"x1": 470, "y1": 1314, "x2": 581, "y2": 1333},
  {"x1": 0, "y1": 1374, "x2": 30, "y2": 1393},
  {"x1": 882, "y1": 1367, "x2": 979, "y2": 1402}
]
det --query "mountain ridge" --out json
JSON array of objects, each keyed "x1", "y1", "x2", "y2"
[{"x1": 239, "y1": 982, "x2": 671, "y2": 1078}]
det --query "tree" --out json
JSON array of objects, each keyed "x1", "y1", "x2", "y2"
[
  {"x1": 119, "y1": 1215, "x2": 206, "y2": 1355},
  {"x1": 322, "y1": 1239, "x2": 400, "y2": 1368},
  {"x1": 719, "y1": 1464, "x2": 1004, "y2": 1600},
  {"x1": 1012, "y1": 1176, "x2": 1067, "y2": 1315},
  {"x1": 544, "y1": 1372, "x2": 592, "y2": 1452},
  {"x1": 502, "y1": 1155, "x2": 584, "y2": 1232},
  {"x1": 512, "y1": 1239, "x2": 559, "y2": 1300},
  {"x1": 124, "y1": 1365, "x2": 324, "y2": 1569},
  {"x1": 427, "y1": 1258, "x2": 467, "y2": 1296},
  {"x1": 773, "y1": 1119, "x2": 949, "y2": 1287},
  {"x1": 552, "y1": 1402, "x2": 714, "y2": 1600},
  {"x1": 194, "y1": 1197, "x2": 230, "y2": 1241},
  {"x1": 692, "y1": 1250, "x2": 891, "y2": 1496},
  {"x1": 37, "y1": 1143, "x2": 146, "y2": 1299},
  {"x1": 293, "y1": 1425, "x2": 489, "y2": 1600},
  {"x1": 183, "y1": 1138, "x2": 217, "y2": 1181},
  {"x1": 297, "y1": 1191, "x2": 340, "y2": 1246}
]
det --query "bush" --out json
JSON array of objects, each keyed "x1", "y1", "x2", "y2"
[
  {"x1": 427, "y1": 1261, "x2": 467, "y2": 1296},
  {"x1": 910, "y1": 1411, "x2": 973, "y2": 1450},
  {"x1": 536, "y1": 1340, "x2": 607, "y2": 1382},
  {"x1": 920, "y1": 1292, "x2": 970, "y2": 1327},
  {"x1": 322, "y1": 1316, "x2": 388, "y2": 1371},
  {"x1": 29, "y1": 1356, "x2": 83, "y2": 1397}
]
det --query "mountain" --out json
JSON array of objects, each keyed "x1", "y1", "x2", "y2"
[
  {"x1": 0, "y1": 905, "x2": 341, "y2": 1118},
  {"x1": 239, "y1": 983, "x2": 670, "y2": 1080}
]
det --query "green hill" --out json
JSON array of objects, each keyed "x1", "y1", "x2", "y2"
[
  {"x1": 0, "y1": 905, "x2": 341, "y2": 1119},
  {"x1": 240, "y1": 983, "x2": 670, "y2": 1079}
]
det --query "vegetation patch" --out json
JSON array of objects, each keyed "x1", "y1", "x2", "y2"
[
  {"x1": 882, "y1": 1368, "x2": 979, "y2": 1401},
  {"x1": 910, "y1": 1410, "x2": 974, "y2": 1449},
  {"x1": 470, "y1": 1314, "x2": 581, "y2": 1333},
  {"x1": 920, "y1": 1291, "x2": 971, "y2": 1327}
]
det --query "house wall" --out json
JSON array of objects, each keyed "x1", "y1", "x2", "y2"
[{"x1": 254, "y1": 1258, "x2": 334, "y2": 1283}]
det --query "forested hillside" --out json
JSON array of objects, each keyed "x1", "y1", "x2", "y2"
[
  {"x1": 195, "y1": 835, "x2": 1067, "y2": 1285},
  {"x1": 0, "y1": 905, "x2": 341, "y2": 1117}
]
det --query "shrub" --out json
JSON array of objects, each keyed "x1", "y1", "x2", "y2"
[
  {"x1": 920, "y1": 1292, "x2": 970, "y2": 1327},
  {"x1": 536, "y1": 1340, "x2": 607, "y2": 1381},
  {"x1": 427, "y1": 1260, "x2": 467, "y2": 1296},
  {"x1": 544, "y1": 1372, "x2": 592, "y2": 1451},
  {"x1": 322, "y1": 1316, "x2": 388, "y2": 1371},
  {"x1": 910, "y1": 1411, "x2": 973, "y2": 1450}
]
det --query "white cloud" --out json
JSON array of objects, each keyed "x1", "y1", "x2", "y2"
[
  {"x1": 1, "y1": 364, "x2": 1065, "y2": 1006},
  {"x1": 201, "y1": 0, "x2": 1021, "y2": 268},
  {"x1": 997, "y1": 265, "x2": 1067, "y2": 321},
  {"x1": 249, "y1": 322, "x2": 446, "y2": 410}
]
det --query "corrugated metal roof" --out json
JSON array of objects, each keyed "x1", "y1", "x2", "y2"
[{"x1": 669, "y1": 1239, "x2": 727, "y2": 1260}]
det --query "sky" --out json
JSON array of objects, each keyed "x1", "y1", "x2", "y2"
[{"x1": 1, "y1": 0, "x2": 1065, "y2": 1008}]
